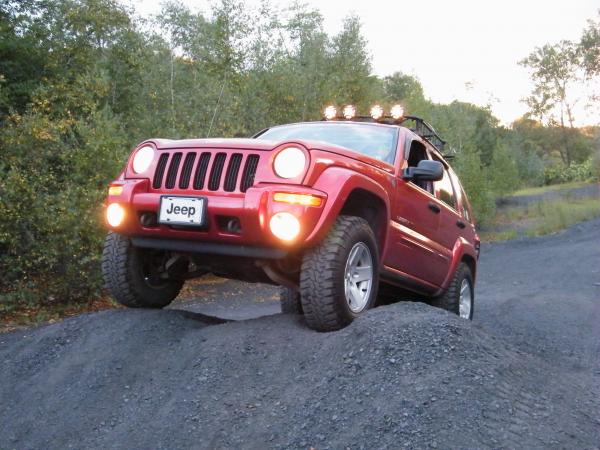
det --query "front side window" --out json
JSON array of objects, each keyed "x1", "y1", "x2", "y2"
[
  {"x1": 406, "y1": 140, "x2": 433, "y2": 194},
  {"x1": 256, "y1": 122, "x2": 399, "y2": 164}
]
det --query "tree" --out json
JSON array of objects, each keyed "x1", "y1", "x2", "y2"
[
  {"x1": 580, "y1": 11, "x2": 600, "y2": 77},
  {"x1": 520, "y1": 41, "x2": 582, "y2": 165},
  {"x1": 383, "y1": 72, "x2": 428, "y2": 115},
  {"x1": 328, "y1": 15, "x2": 378, "y2": 108}
]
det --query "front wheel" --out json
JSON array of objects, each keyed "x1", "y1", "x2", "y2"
[
  {"x1": 101, "y1": 232, "x2": 184, "y2": 308},
  {"x1": 431, "y1": 262, "x2": 474, "y2": 320},
  {"x1": 299, "y1": 216, "x2": 379, "y2": 332},
  {"x1": 280, "y1": 287, "x2": 303, "y2": 314}
]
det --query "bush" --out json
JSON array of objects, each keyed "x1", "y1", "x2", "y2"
[
  {"x1": 543, "y1": 157, "x2": 599, "y2": 185},
  {"x1": 453, "y1": 148, "x2": 496, "y2": 225},
  {"x1": 490, "y1": 145, "x2": 520, "y2": 197},
  {"x1": 0, "y1": 105, "x2": 128, "y2": 308}
]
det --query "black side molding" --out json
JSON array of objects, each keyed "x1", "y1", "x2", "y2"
[{"x1": 131, "y1": 237, "x2": 287, "y2": 259}]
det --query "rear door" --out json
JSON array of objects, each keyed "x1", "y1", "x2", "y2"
[{"x1": 428, "y1": 155, "x2": 464, "y2": 283}]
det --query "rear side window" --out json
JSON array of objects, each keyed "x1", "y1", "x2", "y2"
[
  {"x1": 449, "y1": 169, "x2": 472, "y2": 222},
  {"x1": 433, "y1": 160, "x2": 457, "y2": 210}
]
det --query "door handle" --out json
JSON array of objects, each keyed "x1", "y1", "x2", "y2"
[
  {"x1": 456, "y1": 220, "x2": 466, "y2": 229},
  {"x1": 428, "y1": 202, "x2": 441, "y2": 214}
]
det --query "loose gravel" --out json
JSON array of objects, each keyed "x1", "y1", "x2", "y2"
[{"x1": 1, "y1": 219, "x2": 599, "y2": 449}]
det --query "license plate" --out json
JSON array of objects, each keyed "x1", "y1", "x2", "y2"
[{"x1": 159, "y1": 196, "x2": 206, "y2": 226}]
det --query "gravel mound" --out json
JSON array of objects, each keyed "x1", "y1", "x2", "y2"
[{"x1": 1, "y1": 302, "x2": 598, "y2": 449}]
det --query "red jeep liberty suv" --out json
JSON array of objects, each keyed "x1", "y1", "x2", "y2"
[{"x1": 102, "y1": 105, "x2": 480, "y2": 331}]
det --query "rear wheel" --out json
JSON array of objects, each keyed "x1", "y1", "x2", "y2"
[
  {"x1": 431, "y1": 262, "x2": 474, "y2": 320},
  {"x1": 299, "y1": 216, "x2": 379, "y2": 332},
  {"x1": 102, "y1": 232, "x2": 184, "y2": 308}
]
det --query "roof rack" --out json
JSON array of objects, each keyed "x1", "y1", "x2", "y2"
[
  {"x1": 399, "y1": 116, "x2": 446, "y2": 153},
  {"x1": 324, "y1": 115, "x2": 447, "y2": 153}
]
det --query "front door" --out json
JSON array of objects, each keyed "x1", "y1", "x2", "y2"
[{"x1": 383, "y1": 140, "x2": 449, "y2": 286}]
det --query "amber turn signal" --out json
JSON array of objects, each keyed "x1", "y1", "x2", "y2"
[
  {"x1": 273, "y1": 192, "x2": 323, "y2": 207},
  {"x1": 108, "y1": 185, "x2": 123, "y2": 196}
]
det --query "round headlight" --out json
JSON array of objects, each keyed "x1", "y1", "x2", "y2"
[
  {"x1": 132, "y1": 146, "x2": 155, "y2": 174},
  {"x1": 273, "y1": 147, "x2": 306, "y2": 179}
]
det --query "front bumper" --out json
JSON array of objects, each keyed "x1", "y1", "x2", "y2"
[{"x1": 104, "y1": 179, "x2": 327, "y2": 255}]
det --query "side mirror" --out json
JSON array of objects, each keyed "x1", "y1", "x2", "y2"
[{"x1": 402, "y1": 160, "x2": 444, "y2": 182}]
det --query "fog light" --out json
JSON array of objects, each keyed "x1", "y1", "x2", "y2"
[
  {"x1": 140, "y1": 212, "x2": 157, "y2": 227},
  {"x1": 106, "y1": 203, "x2": 125, "y2": 227},
  {"x1": 269, "y1": 212, "x2": 300, "y2": 241}
]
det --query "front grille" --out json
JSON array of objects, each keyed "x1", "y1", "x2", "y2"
[{"x1": 152, "y1": 150, "x2": 260, "y2": 193}]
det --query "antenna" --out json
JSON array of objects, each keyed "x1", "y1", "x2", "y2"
[{"x1": 206, "y1": 73, "x2": 227, "y2": 138}]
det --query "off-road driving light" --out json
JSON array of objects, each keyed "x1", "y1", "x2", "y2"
[
  {"x1": 390, "y1": 104, "x2": 404, "y2": 120},
  {"x1": 132, "y1": 146, "x2": 154, "y2": 174},
  {"x1": 343, "y1": 104, "x2": 356, "y2": 120},
  {"x1": 274, "y1": 192, "x2": 323, "y2": 207},
  {"x1": 273, "y1": 147, "x2": 306, "y2": 179},
  {"x1": 269, "y1": 212, "x2": 301, "y2": 241},
  {"x1": 370, "y1": 104, "x2": 384, "y2": 120},
  {"x1": 323, "y1": 105, "x2": 337, "y2": 120},
  {"x1": 106, "y1": 203, "x2": 125, "y2": 227}
]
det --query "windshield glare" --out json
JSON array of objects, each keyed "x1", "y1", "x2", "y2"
[{"x1": 256, "y1": 123, "x2": 398, "y2": 164}]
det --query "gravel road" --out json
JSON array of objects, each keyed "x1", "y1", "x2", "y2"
[
  {"x1": 1, "y1": 219, "x2": 599, "y2": 449},
  {"x1": 497, "y1": 182, "x2": 600, "y2": 207}
]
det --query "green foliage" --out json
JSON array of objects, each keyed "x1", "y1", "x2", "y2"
[
  {"x1": 453, "y1": 148, "x2": 496, "y2": 224},
  {"x1": 0, "y1": 96, "x2": 128, "y2": 305},
  {"x1": 580, "y1": 11, "x2": 600, "y2": 77},
  {"x1": 490, "y1": 145, "x2": 520, "y2": 197},
  {"x1": 543, "y1": 157, "x2": 599, "y2": 185},
  {"x1": 0, "y1": 0, "x2": 597, "y2": 311}
]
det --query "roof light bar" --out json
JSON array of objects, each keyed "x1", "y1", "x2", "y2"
[
  {"x1": 390, "y1": 104, "x2": 404, "y2": 120},
  {"x1": 343, "y1": 105, "x2": 356, "y2": 120},
  {"x1": 323, "y1": 105, "x2": 337, "y2": 120},
  {"x1": 370, "y1": 104, "x2": 384, "y2": 120}
]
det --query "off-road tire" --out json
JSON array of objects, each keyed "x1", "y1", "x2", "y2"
[
  {"x1": 300, "y1": 215, "x2": 379, "y2": 332},
  {"x1": 431, "y1": 262, "x2": 474, "y2": 319},
  {"x1": 102, "y1": 232, "x2": 183, "y2": 308},
  {"x1": 280, "y1": 287, "x2": 303, "y2": 314}
]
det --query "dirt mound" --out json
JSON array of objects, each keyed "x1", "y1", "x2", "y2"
[{"x1": 1, "y1": 302, "x2": 597, "y2": 449}]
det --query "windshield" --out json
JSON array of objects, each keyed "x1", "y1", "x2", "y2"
[{"x1": 256, "y1": 122, "x2": 398, "y2": 164}]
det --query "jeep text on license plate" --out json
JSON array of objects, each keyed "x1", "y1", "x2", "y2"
[{"x1": 159, "y1": 196, "x2": 206, "y2": 226}]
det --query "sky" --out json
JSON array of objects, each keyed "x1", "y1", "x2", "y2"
[{"x1": 122, "y1": 0, "x2": 599, "y2": 126}]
